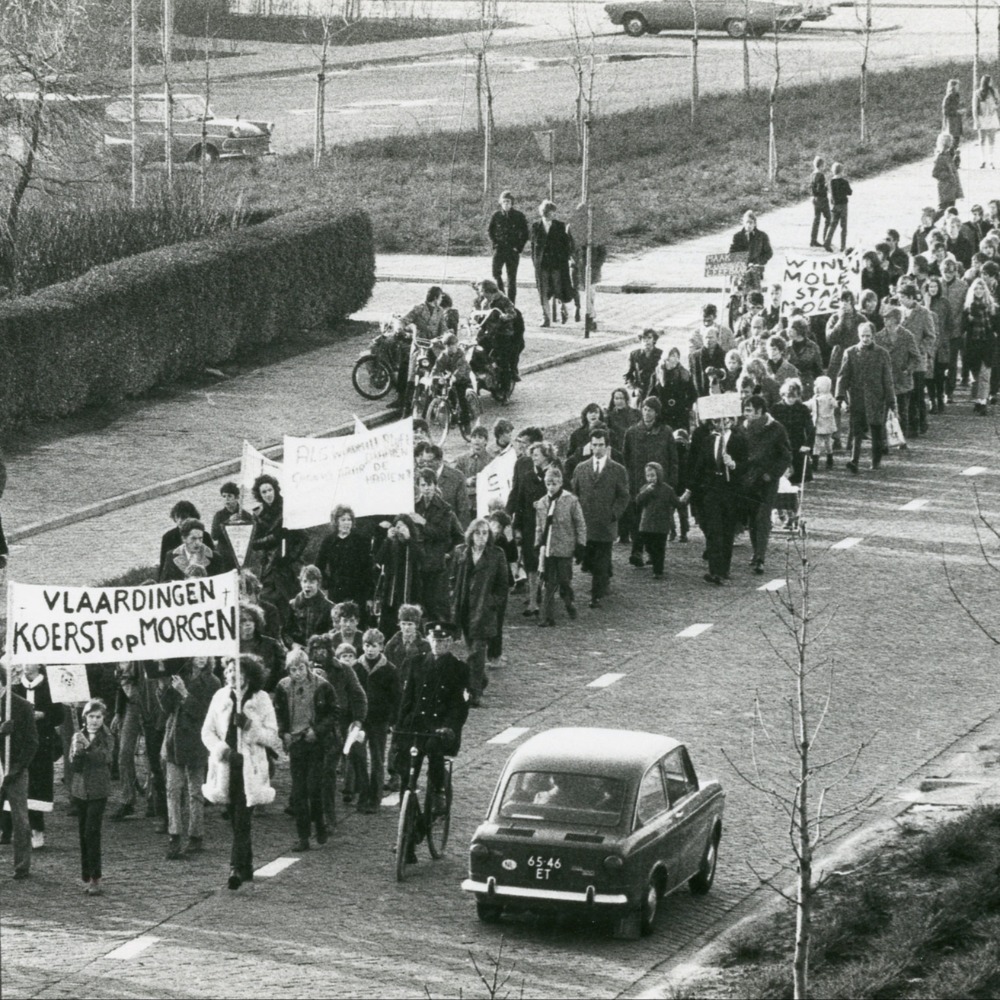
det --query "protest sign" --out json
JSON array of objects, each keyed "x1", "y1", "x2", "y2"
[
  {"x1": 780, "y1": 253, "x2": 861, "y2": 316},
  {"x1": 476, "y1": 448, "x2": 518, "y2": 518},
  {"x1": 46, "y1": 664, "x2": 91, "y2": 705},
  {"x1": 695, "y1": 392, "x2": 744, "y2": 421},
  {"x1": 705, "y1": 252, "x2": 748, "y2": 278},
  {"x1": 282, "y1": 417, "x2": 415, "y2": 529},
  {"x1": 5, "y1": 572, "x2": 240, "y2": 665},
  {"x1": 240, "y1": 441, "x2": 282, "y2": 495}
]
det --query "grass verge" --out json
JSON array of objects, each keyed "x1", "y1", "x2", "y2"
[{"x1": 704, "y1": 805, "x2": 1000, "y2": 999}]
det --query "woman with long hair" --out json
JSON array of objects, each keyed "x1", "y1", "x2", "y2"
[
  {"x1": 974, "y1": 74, "x2": 1000, "y2": 168},
  {"x1": 249, "y1": 474, "x2": 306, "y2": 623},
  {"x1": 924, "y1": 275, "x2": 954, "y2": 413},
  {"x1": 961, "y1": 276, "x2": 999, "y2": 414},
  {"x1": 933, "y1": 131, "x2": 964, "y2": 213}
]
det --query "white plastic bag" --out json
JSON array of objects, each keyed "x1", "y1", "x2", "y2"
[{"x1": 885, "y1": 410, "x2": 906, "y2": 448}]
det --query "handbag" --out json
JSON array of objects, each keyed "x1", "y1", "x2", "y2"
[{"x1": 885, "y1": 410, "x2": 906, "y2": 448}]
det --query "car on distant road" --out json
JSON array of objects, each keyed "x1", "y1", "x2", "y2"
[
  {"x1": 605, "y1": 0, "x2": 805, "y2": 37},
  {"x1": 461, "y1": 727, "x2": 725, "y2": 939},
  {"x1": 103, "y1": 93, "x2": 274, "y2": 164}
]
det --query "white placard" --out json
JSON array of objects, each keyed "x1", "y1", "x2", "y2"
[
  {"x1": 780, "y1": 252, "x2": 862, "y2": 316},
  {"x1": 46, "y1": 664, "x2": 91, "y2": 705},
  {"x1": 476, "y1": 448, "x2": 518, "y2": 518},
  {"x1": 5, "y1": 572, "x2": 240, "y2": 665},
  {"x1": 282, "y1": 417, "x2": 415, "y2": 529},
  {"x1": 695, "y1": 392, "x2": 743, "y2": 421},
  {"x1": 224, "y1": 522, "x2": 255, "y2": 569},
  {"x1": 240, "y1": 440, "x2": 282, "y2": 496}
]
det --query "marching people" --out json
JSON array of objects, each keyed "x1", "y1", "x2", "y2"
[
  {"x1": 353, "y1": 629, "x2": 401, "y2": 811},
  {"x1": 315, "y1": 505, "x2": 375, "y2": 612},
  {"x1": 0, "y1": 664, "x2": 39, "y2": 880},
  {"x1": 250, "y1": 474, "x2": 307, "y2": 624},
  {"x1": 70, "y1": 698, "x2": 113, "y2": 895},
  {"x1": 836, "y1": 322, "x2": 897, "y2": 472},
  {"x1": 533, "y1": 465, "x2": 586, "y2": 626},
  {"x1": 624, "y1": 329, "x2": 663, "y2": 403},
  {"x1": 633, "y1": 462, "x2": 689, "y2": 580}
]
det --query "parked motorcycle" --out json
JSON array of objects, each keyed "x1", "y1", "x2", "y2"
[{"x1": 351, "y1": 317, "x2": 411, "y2": 401}]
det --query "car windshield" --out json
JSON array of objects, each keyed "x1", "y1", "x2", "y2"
[
  {"x1": 173, "y1": 96, "x2": 211, "y2": 121},
  {"x1": 497, "y1": 771, "x2": 626, "y2": 828}
]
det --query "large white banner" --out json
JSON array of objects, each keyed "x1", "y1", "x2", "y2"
[
  {"x1": 476, "y1": 448, "x2": 518, "y2": 518},
  {"x1": 695, "y1": 392, "x2": 743, "y2": 421},
  {"x1": 780, "y1": 253, "x2": 861, "y2": 317},
  {"x1": 282, "y1": 417, "x2": 415, "y2": 529},
  {"x1": 5, "y1": 573, "x2": 240, "y2": 665},
  {"x1": 240, "y1": 440, "x2": 282, "y2": 495}
]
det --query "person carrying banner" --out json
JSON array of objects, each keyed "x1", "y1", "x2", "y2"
[{"x1": 0, "y1": 663, "x2": 39, "y2": 880}]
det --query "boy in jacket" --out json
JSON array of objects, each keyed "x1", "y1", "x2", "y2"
[
  {"x1": 533, "y1": 466, "x2": 586, "y2": 626},
  {"x1": 354, "y1": 629, "x2": 402, "y2": 813}
]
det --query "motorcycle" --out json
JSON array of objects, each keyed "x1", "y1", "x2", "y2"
[
  {"x1": 351, "y1": 317, "x2": 412, "y2": 401},
  {"x1": 406, "y1": 337, "x2": 439, "y2": 418},
  {"x1": 463, "y1": 309, "x2": 515, "y2": 404}
]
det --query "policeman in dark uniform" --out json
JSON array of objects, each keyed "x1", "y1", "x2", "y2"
[{"x1": 395, "y1": 622, "x2": 470, "y2": 862}]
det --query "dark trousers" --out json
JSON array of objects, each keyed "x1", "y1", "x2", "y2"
[
  {"x1": 810, "y1": 201, "x2": 830, "y2": 245},
  {"x1": 744, "y1": 481, "x2": 779, "y2": 565},
  {"x1": 365, "y1": 725, "x2": 388, "y2": 807},
  {"x1": 933, "y1": 360, "x2": 948, "y2": 408},
  {"x1": 229, "y1": 762, "x2": 253, "y2": 877},
  {"x1": 420, "y1": 569, "x2": 450, "y2": 622},
  {"x1": 1, "y1": 771, "x2": 31, "y2": 875},
  {"x1": 894, "y1": 392, "x2": 912, "y2": 437},
  {"x1": 670, "y1": 506, "x2": 690, "y2": 539},
  {"x1": 825, "y1": 203, "x2": 848, "y2": 251},
  {"x1": 492, "y1": 250, "x2": 521, "y2": 303},
  {"x1": 584, "y1": 540, "x2": 613, "y2": 599},
  {"x1": 289, "y1": 741, "x2": 326, "y2": 841},
  {"x1": 640, "y1": 532, "x2": 667, "y2": 576},
  {"x1": 0, "y1": 511, "x2": 7, "y2": 559},
  {"x1": 145, "y1": 725, "x2": 166, "y2": 817},
  {"x1": 75, "y1": 797, "x2": 106, "y2": 882},
  {"x1": 541, "y1": 556, "x2": 574, "y2": 619},
  {"x1": 851, "y1": 418, "x2": 887, "y2": 467},
  {"x1": 701, "y1": 487, "x2": 739, "y2": 579},
  {"x1": 908, "y1": 372, "x2": 927, "y2": 432},
  {"x1": 398, "y1": 750, "x2": 446, "y2": 797}
]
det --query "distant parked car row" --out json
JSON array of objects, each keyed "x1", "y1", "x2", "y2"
[{"x1": 605, "y1": 0, "x2": 833, "y2": 38}]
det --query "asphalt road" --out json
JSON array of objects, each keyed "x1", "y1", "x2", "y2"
[{"x1": 207, "y1": 5, "x2": 985, "y2": 152}]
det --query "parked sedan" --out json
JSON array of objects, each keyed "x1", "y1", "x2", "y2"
[
  {"x1": 461, "y1": 727, "x2": 725, "y2": 938},
  {"x1": 103, "y1": 93, "x2": 273, "y2": 164},
  {"x1": 605, "y1": 0, "x2": 804, "y2": 37}
]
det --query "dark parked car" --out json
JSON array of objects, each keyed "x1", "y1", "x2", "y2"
[
  {"x1": 461, "y1": 727, "x2": 725, "y2": 938},
  {"x1": 605, "y1": 0, "x2": 804, "y2": 37}
]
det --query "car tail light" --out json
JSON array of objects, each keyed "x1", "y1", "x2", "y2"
[
  {"x1": 603, "y1": 855, "x2": 624, "y2": 872},
  {"x1": 471, "y1": 842, "x2": 491, "y2": 860}
]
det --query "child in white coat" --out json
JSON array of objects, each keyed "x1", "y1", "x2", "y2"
[{"x1": 809, "y1": 375, "x2": 839, "y2": 470}]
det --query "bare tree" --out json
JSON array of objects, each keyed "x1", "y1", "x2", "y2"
[
  {"x1": 463, "y1": 1, "x2": 500, "y2": 196},
  {"x1": 723, "y1": 514, "x2": 874, "y2": 1000},
  {"x1": 306, "y1": 4, "x2": 343, "y2": 167},
  {"x1": 767, "y1": 14, "x2": 781, "y2": 183},
  {"x1": 858, "y1": 0, "x2": 873, "y2": 143},
  {"x1": 563, "y1": 1, "x2": 598, "y2": 161},
  {"x1": 742, "y1": 0, "x2": 751, "y2": 96},
  {"x1": 689, "y1": 0, "x2": 700, "y2": 125}
]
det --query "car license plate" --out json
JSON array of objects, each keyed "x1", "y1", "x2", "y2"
[{"x1": 526, "y1": 855, "x2": 561, "y2": 881}]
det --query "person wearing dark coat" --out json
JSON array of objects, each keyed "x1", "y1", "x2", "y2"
[
  {"x1": 249, "y1": 475, "x2": 307, "y2": 624},
  {"x1": 835, "y1": 323, "x2": 896, "y2": 471},
  {"x1": 284, "y1": 566, "x2": 336, "y2": 649},
  {"x1": 0, "y1": 664, "x2": 39, "y2": 879},
  {"x1": 414, "y1": 469, "x2": 464, "y2": 622},
  {"x1": 729, "y1": 211, "x2": 774, "y2": 275},
  {"x1": 650, "y1": 349, "x2": 697, "y2": 434},
  {"x1": 693, "y1": 337, "x2": 727, "y2": 396},
  {"x1": 161, "y1": 518, "x2": 227, "y2": 582},
  {"x1": 488, "y1": 190, "x2": 530, "y2": 303},
  {"x1": 315, "y1": 505, "x2": 374, "y2": 610},
  {"x1": 450, "y1": 522, "x2": 509, "y2": 706},
  {"x1": 374, "y1": 515, "x2": 421, "y2": 638},
  {"x1": 506, "y1": 439, "x2": 554, "y2": 617},
  {"x1": 787, "y1": 317, "x2": 825, "y2": 400},
  {"x1": 157, "y1": 658, "x2": 220, "y2": 858},
  {"x1": 238, "y1": 603, "x2": 287, "y2": 694},
  {"x1": 625, "y1": 330, "x2": 663, "y2": 402},
  {"x1": 158, "y1": 500, "x2": 214, "y2": 582},
  {"x1": 210, "y1": 483, "x2": 252, "y2": 572},
  {"x1": 70, "y1": 698, "x2": 114, "y2": 894},
  {"x1": 530, "y1": 200, "x2": 574, "y2": 327},
  {"x1": 353, "y1": 629, "x2": 402, "y2": 811}
]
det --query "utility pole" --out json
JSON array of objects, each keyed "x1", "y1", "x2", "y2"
[
  {"x1": 582, "y1": 115, "x2": 596, "y2": 337},
  {"x1": 130, "y1": 0, "x2": 140, "y2": 206},
  {"x1": 162, "y1": 0, "x2": 173, "y2": 184},
  {"x1": 545, "y1": 129, "x2": 555, "y2": 202}
]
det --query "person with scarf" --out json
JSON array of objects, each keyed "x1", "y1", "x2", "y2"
[
  {"x1": 450, "y1": 518, "x2": 509, "y2": 707},
  {"x1": 161, "y1": 519, "x2": 225, "y2": 581},
  {"x1": 532, "y1": 466, "x2": 586, "y2": 626}
]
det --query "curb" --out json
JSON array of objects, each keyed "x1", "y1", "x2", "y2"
[
  {"x1": 7, "y1": 338, "x2": 626, "y2": 545},
  {"x1": 376, "y1": 274, "x2": 725, "y2": 294}
]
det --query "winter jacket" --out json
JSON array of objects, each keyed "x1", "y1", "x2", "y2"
[
  {"x1": 635, "y1": 481, "x2": 684, "y2": 535},
  {"x1": 69, "y1": 726, "x2": 113, "y2": 800},
  {"x1": 740, "y1": 416, "x2": 793, "y2": 488},
  {"x1": 322, "y1": 661, "x2": 368, "y2": 727},
  {"x1": 397, "y1": 651, "x2": 471, "y2": 756},
  {"x1": 875, "y1": 326, "x2": 922, "y2": 393},
  {"x1": 450, "y1": 542, "x2": 509, "y2": 641},
  {"x1": 623, "y1": 422, "x2": 679, "y2": 494},
  {"x1": 284, "y1": 591, "x2": 335, "y2": 648},
  {"x1": 825, "y1": 309, "x2": 861, "y2": 379},
  {"x1": 414, "y1": 494, "x2": 464, "y2": 572},
  {"x1": 570, "y1": 457, "x2": 630, "y2": 543},
  {"x1": 625, "y1": 347, "x2": 662, "y2": 400},
  {"x1": 836, "y1": 341, "x2": 896, "y2": 431},
  {"x1": 273, "y1": 672, "x2": 339, "y2": 748},
  {"x1": 533, "y1": 489, "x2": 587, "y2": 557},
  {"x1": 157, "y1": 668, "x2": 220, "y2": 770},
  {"x1": 901, "y1": 303, "x2": 938, "y2": 373},
  {"x1": 928, "y1": 296, "x2": 955, "y2": 362},
  {"x1": 315, "y1": 530, "x2": 374, "y2": 604},
  {"x1": 788, "y1": 338, "x2": 824, "y2": 399},
  {"x1": 650, "y1": 365, "x2": 697, "y2": 433},
  {"x1": 354, "y1": 654, "x2": 403, "y2": 730}
]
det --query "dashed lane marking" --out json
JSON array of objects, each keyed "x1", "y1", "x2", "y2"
[
  {"x1": 831, "y1": 537, "x2": 863, "y2": 550},
  {"x1": 254, "y1": 857, "x2": 300, "y2": 878},
  {"x1": 587, "y1": 672, "x2": 625, "y2": 688},
  {"x1": 104, "y1": 936, "x2": 159, "y2": 960},
  {"x1": 961, "y1": 466, "x2": 989, "y2": 476},
  {"x1": 487, "y1": 727, "x2": 530, "y2": 745},
  {"x1": 675, "y1": 623, "x2": 712, "y2": 638},
  {"x1": 758, "y1": 579, "x2": 787, "y2": 592},
  {"x1": 899, "y1": 498, "x2": 930, "y2": 510}
]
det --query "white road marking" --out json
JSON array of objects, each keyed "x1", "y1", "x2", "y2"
[
  {"x1": 675, "y1": 623, "x2": 712, "y2": 638},
  {"x1": 961, "y1": 466, "x2": 989, "y2": 476},
  {"x1": 758, "y1": 579, "x2": 787, "y2": 592},
  {"x1": 254, "y1": 857, "x2": 299, "y2": 878},
  {"x1": 899, "y1": 498, "x2": 929, "y2": 510},
  {"x1": 487, "y1": 727, "x2": 530, "y2": 745},
  {"x1": 104, "y1": 936, "x2": 158, "y2": 960},
  {"x1": 587, "y1": 672, "x2": 625, "y2": 688},
  {"x1": 831, "y1": 537, "x2": 863, "y2": 550}
]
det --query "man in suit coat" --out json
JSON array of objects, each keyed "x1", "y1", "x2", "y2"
[
  {"x1": 417, "y1": 443, "x2": 471, "y2": 528},
  {"x1": 530, "y1": 200, "x2": 574, "y2": 327},
  {"x1": 488, "y1": 190, "x2": 530, "y2": 304},
  {"x1": 570, "y1": 426, "x2": 630, "y2": 608}
]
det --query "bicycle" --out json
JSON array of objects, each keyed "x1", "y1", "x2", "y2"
[
  {"x1": 392, "y1": 729, "x2": 454, "y2": 882},
  {"x1": 424, "y1": 372, "x2": 482, "y2": 446}
]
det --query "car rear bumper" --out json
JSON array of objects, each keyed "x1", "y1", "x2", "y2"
[{"x1": 462, "y1": 877, "x2": 629, "y2": 906}]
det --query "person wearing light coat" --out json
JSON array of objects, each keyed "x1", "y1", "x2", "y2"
[{"x1": 202, "y1": 654, "x2": 281, "y2": 890}]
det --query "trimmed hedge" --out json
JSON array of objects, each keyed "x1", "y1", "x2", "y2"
[{"x1": 0, "y1": 208, "x2": 375, "y2": 435}]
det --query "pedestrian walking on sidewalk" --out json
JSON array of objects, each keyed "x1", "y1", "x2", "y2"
[
  {"x1": 487, "y1": 190, "x2": 529, "y2": 304},
  {"x1": 933, "y1": 132, "x2": 964, "y2": 215},
  {"x1": 823, "y1": 163, "x2": 852, "y2": 253},
  {"x1": 973, "y1": 75, "x2": 1000, "y2": 168},
  {"x1": 942, "y1": 78, "x2": 965, "y2": 163},
  {"x1": 530, "y1": 200, "x2": 574, "y2": 327},
  {"x1": 809, "y1": 156, "x2": 830, "y2": 247}
]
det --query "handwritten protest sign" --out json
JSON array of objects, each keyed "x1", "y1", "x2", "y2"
[
  {"x1": 5, "y1": 572, "x2": 240, "y2": 665},
  {"x1": 695, "y1": 392, "x2": 744, "y2": 421},
  {"x1": 282, "y1": 417, "x2": 415, "y2": 529},
  {"x1": 46, "y1": 665, "x2": 91, "y2": 705},
  {"x1": 780, "y1": 253, "x2": 861, "y2": 316},
  {"x1": 705, "y1": 252, "x2": 748, "y2": 278},
  {"x1": 240, "y1": 441, "x2": 282, "y2": 495},
  {"x1": 476, "y1": 448, "x2": 518, "y2": 518}
]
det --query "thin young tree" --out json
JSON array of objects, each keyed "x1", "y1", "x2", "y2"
[
  {"x1": 767, "y1": 12, "x2": 781, "y2": 183},
  {"x1": 743, "y1": 0, "x2": 751, "y2": 96},
  {"x1": 307, "y1": 4, "x2": 341, "y2": 168},
  {"x1": 463, "y1": 0, "x2": 499, "y2": 195},
  {"x1": 723, "y1": 507, "x2": 874, "y2": 1000},
  {"x1": 689, "y1": 0, "x2": 700, "y2": 125},
  {"x1": 858, "y1": 0, "x2": 873, "y2": 143},
  {"x1": 564, "y1": 0, "x2": 598, "y2": 160}
]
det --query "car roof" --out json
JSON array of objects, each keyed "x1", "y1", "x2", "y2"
[{"x1": 504, "y1": 728, "x2": 681, "y2": 777}]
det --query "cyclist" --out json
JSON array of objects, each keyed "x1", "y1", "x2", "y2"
[
  {"x1": 728, "y1": 210, "x2": 773, "y2": 294},
  {"x1": 399, "y1": 287, "x2": 447, "y2": 408},
  {"x1": 473, "y1": 279, "x2": 522, "y2": 381},
  {"x1": 395, "y1": 621, "x2": 470, "y2": 862},
  {"x1": 431, "y1": 333, "x2": 474, "y2": 430}
]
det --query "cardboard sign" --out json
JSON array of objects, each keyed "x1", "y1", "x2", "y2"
[
  {"x1": 5, "y1": 572, "x2": 241, "y2": 665},
  {"x1": 705, "y1": 252, "x2": 748, "y2": 278},
  {"x1": 780, "y1": 253, "x2": 862, "y2": 316},
  {"x1": 695, "y1": 392, "x2": 744, "y2": 421},
  {"x1": 223, "y1": 521, "x2": 255, "y2": 569},
  {"x1": 46, "y1": 664, "x2": 91, "y2": 705},
  {"x1": 282, "y1": 417, "x2": 415, "y2": 529},
  {"x1": 476, "y1": 448, "x2": 518, "y2": 518},
  {"x1": 240, "y1": 440, "x2": 282, "y2": 496},
  {"x1": 533, "y1": 129, "x2": 554, "y2": 163}
]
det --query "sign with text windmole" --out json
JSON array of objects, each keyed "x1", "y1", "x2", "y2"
[
  {"x1": 5, "y1": 572, "x2": 240, "y2": 665},
  {"x1": 780, "y1": 253, "x2": 862, "y2": 316},
  {"x1": 282, "y1": 417, "x2": 415, "y2": 529}
]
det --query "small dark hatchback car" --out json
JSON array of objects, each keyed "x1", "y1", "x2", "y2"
[{"x1": 461, "y1": 727, "x2": 725, "y2": 938}]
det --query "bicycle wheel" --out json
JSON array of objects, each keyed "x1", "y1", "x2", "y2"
[
  {"x1": 411, "y1": 383, "x2": 430, "y2": 420},
  {"x1": 426, "y1": 765, "x2": 452, "y2": 859},
  {"x1": 395, "y1": 790, "x2": 417, "y2": 882},
  {"x1": 459, "y1": 390, "x2": 482, "y2": 442},
  {"x1": 352, "y1": 355, "x2": 394, "y2": 400},
  {"x1": 426, "y1": 395, "x2": 450, "y2": 445}
]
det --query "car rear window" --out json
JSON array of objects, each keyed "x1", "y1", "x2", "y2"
[{"x1": 496, "y1": 771, "x2": 626, "y2": 828}]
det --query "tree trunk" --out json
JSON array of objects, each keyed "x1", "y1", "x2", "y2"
[
  {"x1": 691, "y1": 14, "x2": 699, "y2": 125},
  {"x1": 476, "y1": 50, "x2": 484, "y2": 135},
  {"x1": 859, "y1": 0, "x2": 871, "y2": 143},
  {"x1": 768, "y1": 20, "x2": 779, "y2": 183},
  {"x1": 793, "y1": 551, "x2": 813, "y2": 1000},
  {"x1": 0, "y1": 99, "x2": 42, "y2": 293},
  {"x1": 974, "y1": 0, "x2": 981, "y2": 101},
  {"x1": 162, "y1": 0, "x2": 173, "y2": 185},
  {"x1": 743, "y1": 0, "x2": 751, "y2": 96}
]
